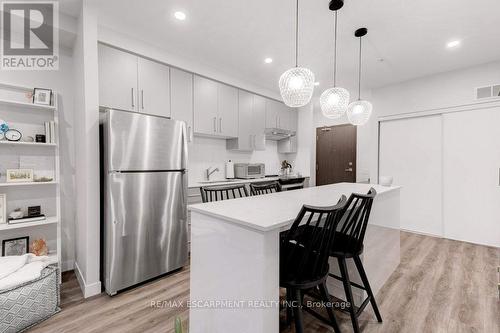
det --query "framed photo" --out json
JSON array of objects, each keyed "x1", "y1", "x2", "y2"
[
  {"x1": 2, "y1": 236, "x2": 29, "y2": 256},
  {"x1": 32, "y1": 88, "x2": 52, "y2": 106},
  {"x1": 6, "y1": 169, "x2": 34, "y2": 183},
  {"x1": 0, "y1": 194, "x2": 5, "y2": 225}
]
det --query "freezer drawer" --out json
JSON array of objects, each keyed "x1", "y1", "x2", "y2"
[
  {"x1": 104, "y1": 109, "x2": 187, "y2": 171},
  {"x1": 104, "y1": 171, "x2": 188, "y2": 295}
]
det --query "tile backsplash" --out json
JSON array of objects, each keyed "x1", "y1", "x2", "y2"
[{"x1": 188, "y1": 136, "x2": 296, "y2": 184}]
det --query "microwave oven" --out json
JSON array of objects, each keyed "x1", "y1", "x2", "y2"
[{"x1": 234, "y1": 163, "x2": 265, "y2": 179}]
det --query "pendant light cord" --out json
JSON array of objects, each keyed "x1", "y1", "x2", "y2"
[
  {"x1": 295, "y1": 0, "x2": 299, "y2": 67},
  {"x1": 358, "y1": 36, "x2": 362, "y2": 100},
  {"x1": 333, "y1": 11, "x2": 338, "y2": 87}
]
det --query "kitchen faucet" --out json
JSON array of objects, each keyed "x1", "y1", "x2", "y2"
[{"x1": 206, "y1": 166, "x2": 220, "y2": 180}]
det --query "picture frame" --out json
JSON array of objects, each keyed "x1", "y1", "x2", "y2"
[
  {"x1": 0, "y1": 194, "x2": 5, "y2": 225},
  {"x1": 2, "y1": 236, "x2": 29, "y2": 256},
  {"x1": 6, "y1": 169, "x2": 34, "y2": 183},
  {"x1": 32, "y1": 88, "x2": 52, "y2": 106}
]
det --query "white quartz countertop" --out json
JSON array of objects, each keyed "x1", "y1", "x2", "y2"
[
  {"x1": 188, "y1": 182, "x2": 401, "y2": 232},
  {"x1": 188, "y1": 176, "x2": 309, "y2": 189}
]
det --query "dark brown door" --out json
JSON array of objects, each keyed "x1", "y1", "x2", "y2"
[{"x1": 316, "y1": 124, "x2": 356, "y2": 186}]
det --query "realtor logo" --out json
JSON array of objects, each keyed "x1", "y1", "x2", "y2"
[{"x1": 1, "y1": 1, "x2": 59, "y2": 70}]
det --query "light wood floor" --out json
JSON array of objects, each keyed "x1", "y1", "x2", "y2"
[{"x1": 28, "y1": 232, "x2": 499, "y2": 333}]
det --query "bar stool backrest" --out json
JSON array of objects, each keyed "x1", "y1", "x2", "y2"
[
  {"x1": 249, "y1": 181, "x2": 280, "y2": 196},
  {"x1": 200, "y1": 184, "x2": 249, "y2": 203},
  {"x1": 337, "y1": 188, "x2": 377, "y2": 251},
  {"x1": 281, "y1": 195, "x2": 347, "y2": 284}
]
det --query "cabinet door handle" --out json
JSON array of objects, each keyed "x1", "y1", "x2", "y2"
[
  {"x1": 188, "y1": 126, "x2": 193, "y2": 142},
  {"x1": 219, "y1": 118, "x2": 222, "y2": 133},
  {"x1": 131, "y1": 88, "x2": 135, "y2": 108},
  {"x1": 141, "y1": 90, "x2": 144, "y2": 110},
  {"x1": 275, "y1": 115, "x2": 278, "y2": 128},
  {"x1": 213, "y1": 117, "x2": 217, "y2": 132}
]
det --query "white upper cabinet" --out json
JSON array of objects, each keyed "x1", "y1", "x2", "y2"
[
  {"x1": 227, "y1": 91, "x2": 266, "y2": 151},
  {"x1": 98, "y1": 44, "x2": 138, "y2": 112},
  {"x1": 265, "y1": 99, "x2": 280, "y2": 128},
  {"x1": 193, "y1": 75, "x2": 238, "y2": 138},
  {"x1": 217, "y1": 84, "x2": 238, "y2": 137},
  {"x1": 230, "y1": 90, "x2": 254, "y2": 150},
  {"x1": 252, "y1": 95, "x2": 266, "y2": 150},
  {"x1": 277, "y1": 103, "x2": 291, "y2": 131},
  {"x1": 289, "y1": 108, "x2": 298, "y2": 132},
  {"x1": 194, "y1": 75, "x2": 218, "y2": 135},
  {"x1": 98, "y1": 44, "x2": 171, "y2": 117},
  {"x1": 170, "y1": 68, "x2": 193, "y2": 141},
  {"x1": 137, "y1": 57, "x2": 170, "y2": 117},
  {"x1": 265, "y1": 98, "x2": 294, "y2": 131}
]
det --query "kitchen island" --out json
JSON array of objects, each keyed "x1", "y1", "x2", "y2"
[{"x1": 188, "y1": 182, "x2": 401, "y2": 333}]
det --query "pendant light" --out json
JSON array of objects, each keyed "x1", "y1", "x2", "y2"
[
  {"x1": 279, "y1": 0, "x2": 315, "y2": 108},
  {"x1": 320, "y1": 0, "x2": 350, "y2": 119},
  {"x1": 347, "y1": 28, "x2": 372, "y2": 126}
]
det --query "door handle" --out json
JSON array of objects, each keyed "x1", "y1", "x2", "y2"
[
  {"x1": 213, "y1": 117, "x2": 217, "y2": 132},
  {"x1": 219, "y1": 117, "x2": 222, "y2": 133},
  {"x1": 141, "y1": 90, "x2": 144, "y2": 109},
  {"x1": 276, "y1": 115, "x2": 278, "y2": 128},
  {"x1": 131, "y1": 88, "x2": 135, "y2": 108},
  {"x1": 345, "y1": 168, "x2": 353, "y2": 172}
]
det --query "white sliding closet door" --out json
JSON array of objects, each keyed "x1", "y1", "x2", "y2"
[
  {"x1": 442, "y1": 108, "x2": 500, "y2": 247},
  {"x1": 379, "y1": 115, "x2": 443, "y2": 236}
]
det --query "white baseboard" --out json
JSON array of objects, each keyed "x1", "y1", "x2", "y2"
[{"x1": 74, "y1": 261, "x2": 102, "y2": 298}]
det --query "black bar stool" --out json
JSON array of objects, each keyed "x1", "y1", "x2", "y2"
[
  {"x1": 280, "y1": 195, "x2": 347, "y2": 333},
  {"x1": 200, "y1": 184, "x2": 249, "y2": 203},
  {"x1": 329, "y1": 188, "x2": 382, "y2": 333},
  {"x1": 249, "y1": 181, "x2": 280, "y2": 195}
]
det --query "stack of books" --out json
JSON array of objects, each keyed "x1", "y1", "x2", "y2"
[{"x1": 44, "y1": 121, "x2": 56, "y2": 143}]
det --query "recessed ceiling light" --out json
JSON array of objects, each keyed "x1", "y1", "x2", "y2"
[
  {"x1": 314, "y1": 82, "x2": 320, "y2": 86},
  {"x1": 264, "y1": 58, "x2": 273, "y2": 64},
  {"x1": 446, "y1": 40, "x2": 461, "y2": 48},
  {"x1": 174, "y1": 11, "x2": 186, "y2": 21}
]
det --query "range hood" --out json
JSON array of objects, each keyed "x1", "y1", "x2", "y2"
[{"x1": 265, "y1": 128, "x2": 296, "y2": 141}]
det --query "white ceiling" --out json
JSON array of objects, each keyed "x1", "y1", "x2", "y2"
[{"x1": 88, "y1": 0, "x2": 500, "y2": 94}]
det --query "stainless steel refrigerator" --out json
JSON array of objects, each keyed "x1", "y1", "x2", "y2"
[{"x1": 100, "y1": 109, "x2": 188, "y2": 295}]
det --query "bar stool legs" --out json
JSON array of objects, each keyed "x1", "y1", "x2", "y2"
[
  {"x1": 333, "y1": 255, "x2": 383, "y2": 333},
  {"x1": 353, "y1": 256, "x2": 383, "y2": 323},
  {"x1": 338, "y1": 257, "x2": 361, "y2": 333}
]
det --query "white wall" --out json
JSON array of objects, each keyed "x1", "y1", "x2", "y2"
[
  {"x1": 0, "y1": 51, "x2": 76, "y2": 271},
  {"x1": 73, "y1": 2, "x2": 101, "y2": 298}
]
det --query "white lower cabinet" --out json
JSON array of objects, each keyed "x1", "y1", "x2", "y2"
[{"x1": 379, "y1": 108, "x2": 500, "y2": 247}]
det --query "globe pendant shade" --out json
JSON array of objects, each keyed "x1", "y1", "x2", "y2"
[
  {"x1": 320, "y1": 87, "x2": 350, "y2": 119},
  {"x1": 279, "y1": 67, "x2": 315, "y2": 107},
  {"x1": 347, "y1": 100, "x2": 372, "y2": 126}
]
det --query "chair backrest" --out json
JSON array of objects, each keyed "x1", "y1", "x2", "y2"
[
  {"x1": 200, "y1": 184, "x2": 249, "y2": 203},
  {"x1": 337, "y1": 188, "x2": 377, "y2": 250},
  {"x1": 249, "y1": 181, "x2": 280, "y2": 196},
  {"x1": 281, "y1": 195, "x2": 347, "y2": 284}
]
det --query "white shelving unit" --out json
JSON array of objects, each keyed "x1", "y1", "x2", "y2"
[{"x1": 0, "y1": 82, "x2": 61, "y2": 272}]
